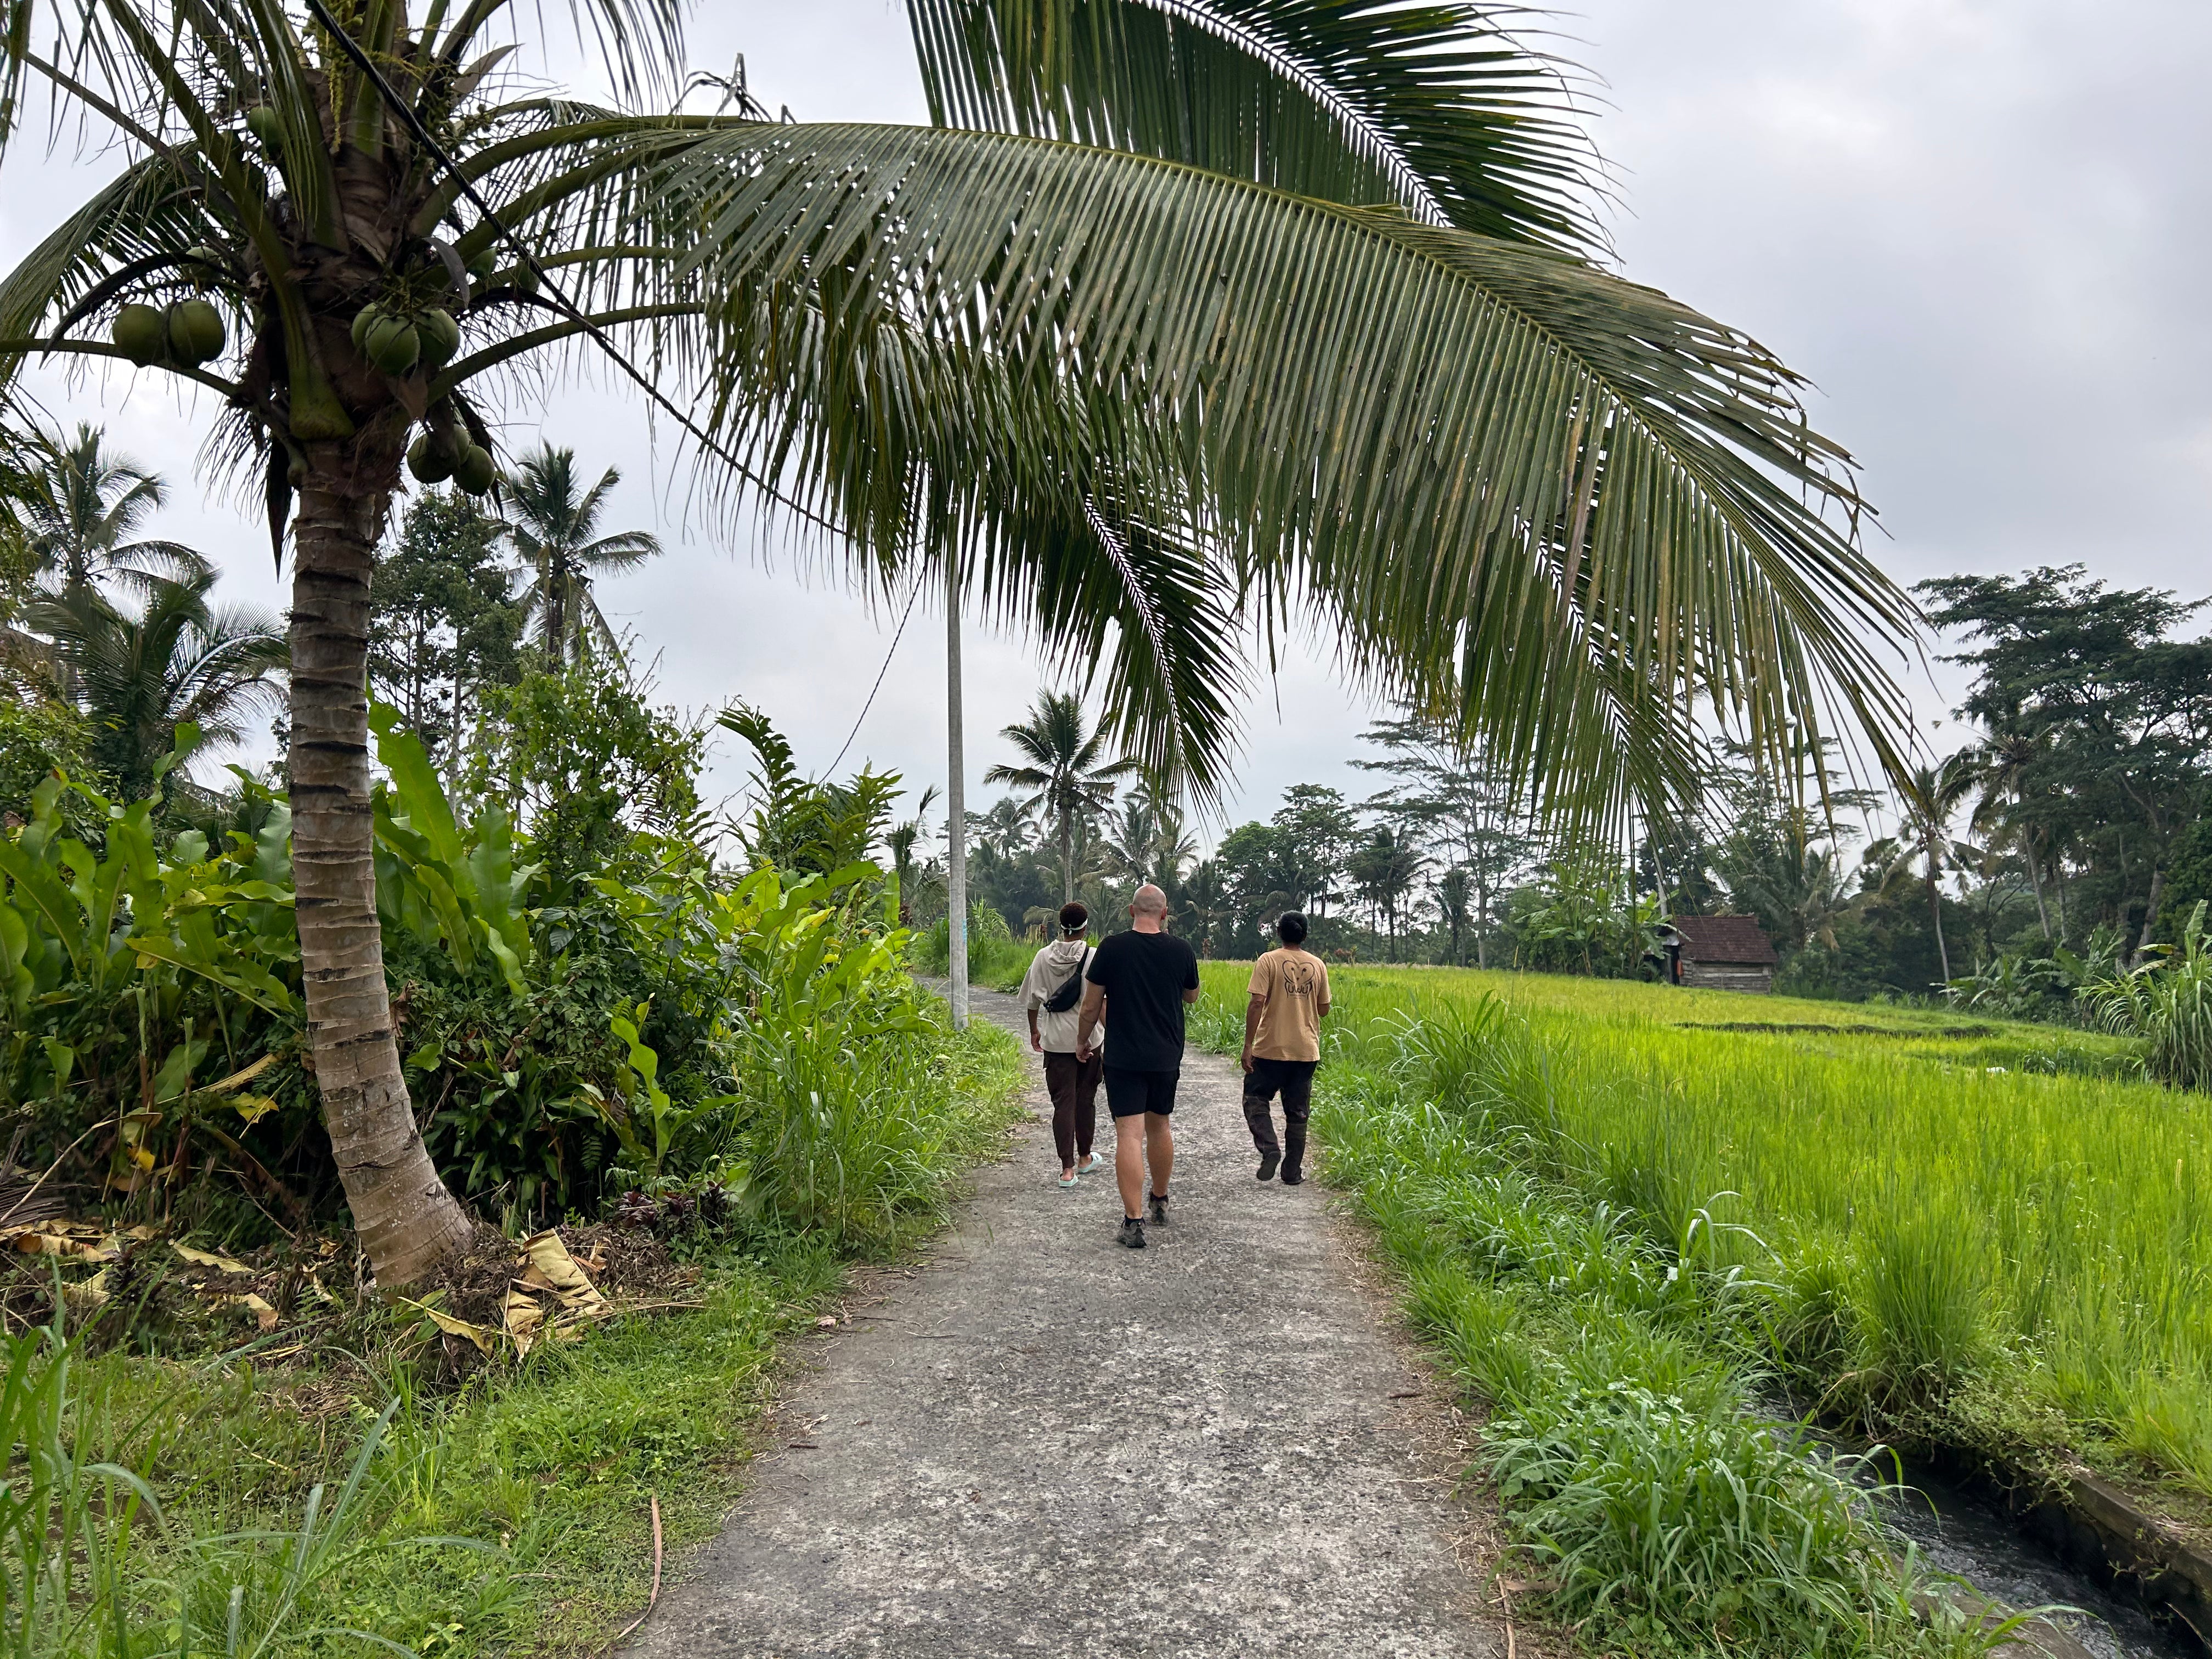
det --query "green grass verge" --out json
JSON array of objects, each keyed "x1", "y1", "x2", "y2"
[{"x1": 66, "y1": 1015, "x2": 1026, "y2": 1656}]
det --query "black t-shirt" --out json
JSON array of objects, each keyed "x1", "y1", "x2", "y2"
[{"x1": 1086, "y1": 928, "x2": 1201, "y2": 1073}]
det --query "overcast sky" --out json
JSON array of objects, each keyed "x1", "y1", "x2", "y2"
[{"x1": 5, "y1": 0, "x2": 2207, "y2": 842}]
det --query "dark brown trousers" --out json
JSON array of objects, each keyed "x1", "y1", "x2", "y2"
[{"x1": 1042, "y1": 1050, "x2": 1103, "y2": 1169}]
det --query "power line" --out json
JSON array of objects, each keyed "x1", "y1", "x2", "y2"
[
  {"x1": 300, "y1": 0, "x2": 836, "y2": 533},
  {"x1": 823, "y1": 575, "x2": 924, "y2": 779}
]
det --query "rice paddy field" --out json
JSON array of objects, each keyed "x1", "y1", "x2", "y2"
[{"x1": 1193, "y1": 963, "x2": 2212, "y2": 1512}]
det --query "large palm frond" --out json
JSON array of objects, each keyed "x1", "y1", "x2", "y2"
[
  {"x1": 658, "y1": 122, "x2": 1914, "y2": 828},
  {"x1": 910, "y1": 0, "x2": 1605, "y2": 252}
]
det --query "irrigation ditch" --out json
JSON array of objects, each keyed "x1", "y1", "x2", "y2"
[
  {"x1": 1785, "y1": 1407, "x2": 2206, "y2": 1657},
  {"x1": 1885, "y1": 1441, "x2": 2210, "y2": 1657}
]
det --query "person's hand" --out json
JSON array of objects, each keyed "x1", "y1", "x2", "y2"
[
  {"x1": 1240, "y1": 1047, "x2": 1254, "y2": 1073},
  {"x1": 1076, "y1": 1041, "x2": 1094, "y2": 1063},
  {"x1": 1030, "y1": 1031, "x2": 1042, "y2": 1053}
]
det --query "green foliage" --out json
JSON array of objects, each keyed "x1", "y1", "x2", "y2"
[
  {"x1": 25, "y1": 571, "x2": 286, "y2": 804},
  {"x1": 2081, "y1": 901, "x2": 2212, "y2": 1092},
  {"x1": 0, "y1": 699, "x2": 104, "y2": 830},
  {"x1": 0, "y1": 730, "x2": 312, "y2": 1199},
  {"x1": 719, "y1": 703, "x2": 900, "y2": 880},
  {"x1": 1502, "y1": 850, "x2": 1660, "y2": 977},
  {"x1": 369, "y1": 487, "x2": 521, "y2": 763},
  {"x1": 463, "y1": 661, "x2": 703, "y2": 892},
  {"x1": 0, "y1": 1324, "x2": 159, "y2": 1658},
  {"x1": 915, "y1": 904, "x2": 1031, "y2": 991}
]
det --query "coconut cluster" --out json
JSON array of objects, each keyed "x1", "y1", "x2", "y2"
[
  {"x1": 349, "y1": 302, "x2": 461, "y2": 379},
  {"x1": 111, "y1": 299, "x2": 226, "y2": 370}
]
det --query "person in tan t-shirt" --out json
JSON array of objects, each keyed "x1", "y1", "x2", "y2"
[{"x1": 1241, "y1": 911, "x2": 1331, "y2": 1185}]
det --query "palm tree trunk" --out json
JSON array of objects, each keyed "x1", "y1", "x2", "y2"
[
  {"x1": 2132, "y1": 866, "x2": 2167, "y2": 968},
  {"x1": 1926, "y1": 847, "x2": 1951, "y2": 983},
  {"x1": 291, "y1": 469, "x2": 473, "y2": 1286},
  {"x1": 2027, "y1": 837, "x2": 2052, "y2": 942},
  {"x1": 1060, "y1": 805, "x2": 1076, "y2": 904}
]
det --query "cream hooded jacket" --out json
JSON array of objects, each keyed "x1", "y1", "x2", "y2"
[{"x1": 1017, "y1": 937, "x2": 1098, "y2": 1053}]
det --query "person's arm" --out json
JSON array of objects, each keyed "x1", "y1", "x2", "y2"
[
  {"x1": 1242, "y1": 993, "x2": 1265, "y2": 1071},
  {"x1": 1026, "y1": 1008, "x2": 1042, "y2": 1052},
  {"x1": 1317, "y1": 966, "x2": 1331, "y2": 1021},
  {"x1": 1075, "y1": 981, "x2": 1107, "y2": 1060}
]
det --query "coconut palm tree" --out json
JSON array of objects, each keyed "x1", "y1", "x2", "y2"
[
  {"x1": 1867, "y1": 753, "x2": 1980, "y2": 983},
  {"x1": 29, "y1": 569, "x2": 287, "y2": 800},
  {"x1": 0, "y1": 0, "x2": 1918, "y2": 1282},
  {"x1": 985, "y1": 692, "x2": 1139, "y2": 902},
  {"x1": 505, "y1": 445, "x2": 659, "y2": 664},
  {"x1": 1350, "y1": 824, "x2": 1424, "y2": 960},
  {"x1": 19, "y1": 423, "x2": 210, "y2": 598}
]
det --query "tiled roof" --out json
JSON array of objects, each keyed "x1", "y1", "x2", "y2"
[{"x1": 1666, "y1": 914, "x2": 1779, "y2": 965}]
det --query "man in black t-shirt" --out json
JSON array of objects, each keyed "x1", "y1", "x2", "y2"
[{"x1": 1076, "y1": 884, "x2": 1201, "y2": 1249}]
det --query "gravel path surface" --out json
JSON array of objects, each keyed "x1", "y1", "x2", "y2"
[{"x1": 628, "y1": 984, "x2": 1503, "y2": 1658}]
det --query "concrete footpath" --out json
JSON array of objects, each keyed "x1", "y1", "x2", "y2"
[{"x1": 629, "y1": 984, "x2": 1504, "y2": 1658}]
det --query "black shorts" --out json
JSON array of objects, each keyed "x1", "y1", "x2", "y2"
[
  {"x1": 1104, "y1": 1066, "x2": 1180, "y2": 1119},
  {"x1": 1243, "y1": 1056, "x2": 1318, "y2": 1113}
]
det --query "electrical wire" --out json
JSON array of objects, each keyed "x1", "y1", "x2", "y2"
[
  {"x1": 300, "y1": 0, "x2": 837, "y2": 533},
  {"x1": 823, "y1": 575, "x2": 924, "y2": 779}
]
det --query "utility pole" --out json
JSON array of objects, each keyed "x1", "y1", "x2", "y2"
[{"x1": 945, "y1": 545, "x2": 969, "y2": 1029}]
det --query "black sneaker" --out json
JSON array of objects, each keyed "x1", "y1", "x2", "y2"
[
  {"x1": 1280, "y1": 1165, "x2": 1304, "y2": 1186},
  {"x1": 1256, "y1": 1154, "x2": 1280, "y2": 1182},
  {"x1": 1118, "y1": 1216, "x2": 1147, "y2": 1250},
  {"x1": 1148, "y1": 1192, "x2": 1170, "y2": 1225}
]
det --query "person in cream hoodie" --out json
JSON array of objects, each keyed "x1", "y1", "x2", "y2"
[{"x1": 1019, "y1": 901, "x2": 1106, "y2": 1187}]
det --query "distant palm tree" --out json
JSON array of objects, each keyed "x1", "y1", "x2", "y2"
[
  {"x1": 30, "y1": 569, "x2": 286, "y2": 800},
  {"x1": 968, "y1": 795, "x2": 1039, "y2": 862},
  {"x1": 985, "y1": 692, "x2": 1140, "y2": 903},
  {"x1": 505, "y1": 448, "x2": 661, "y2": 665},
  {"x1": 1350, "y1": 825, "x2": 1425, "y2": 960},
  {"x1": 886, "y1": 785, "x2": 942, "y2": 924},
  {"x1": 1965, "y1": 720, "x2": 2057, "y2": 942},
  {"x1": 1437, "y1": 866, "x2": 1472, "y2": 966},
  {"x1": 1867, "y1": 753, "x2": 1980, "y2": 983},
  {"x1": 1101, "y1": 778, "x2": 1200, "y2": 889},
  {"x1": 20, "y1": 424, "x2": 209, "y2": 597}
]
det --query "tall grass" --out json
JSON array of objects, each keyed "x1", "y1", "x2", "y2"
[{"x1": 1199, "y1": 961, "x2": 2212, "y2": 1498}]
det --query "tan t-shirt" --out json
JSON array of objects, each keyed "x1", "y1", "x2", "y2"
[{"x1": 1248, "y1": 949, "x2": 1330, "y2": 1062}]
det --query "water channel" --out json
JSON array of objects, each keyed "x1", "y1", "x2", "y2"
[{"x1": 1879, "y1": 1465, "x2": 2200, "y2": 1658}]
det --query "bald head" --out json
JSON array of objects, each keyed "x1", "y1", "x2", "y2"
[{"x1": 1131, "y1": 884, "x2": 1169, "y2": 929}]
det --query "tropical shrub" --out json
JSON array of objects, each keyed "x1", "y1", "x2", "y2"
[
  {"x1": 3, "y1": 698, "x2": 941, "y2": 1238},
  {"x1": 2081, "y1": 902, "x2": 2212, "y2": 1092}
]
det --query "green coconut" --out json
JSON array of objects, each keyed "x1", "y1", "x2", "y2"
[
  {"x1": 363, "y1": 313, "x2": 421, "y2": 377},
  {"x1": 112, "y1": 303, "x2": 168, "y2": 367},
  {"x1": 287, "y1": 456, "x2": 307, "y2": 488},
  {"x1": 415, "y1": 308, "x2": 460, "y2": 370},
  {"x1": 452, "y1": 443, "x2": 496, "y2": 495},
  {"x1": 407, "y1": 432, "x2": 456, "y2": 484},
  {"x1": 511, "y1": 264, "x2": 540, "y2": 296},
  {"x1": 244, "y1": 105, "x2": 283, "y2": 145},
  {"x1": 349, "y1": 303, "x2": 386, "y2": 352},
  {"x1": 167, "y1": 299, "x2": 226, "y2": 366}
]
